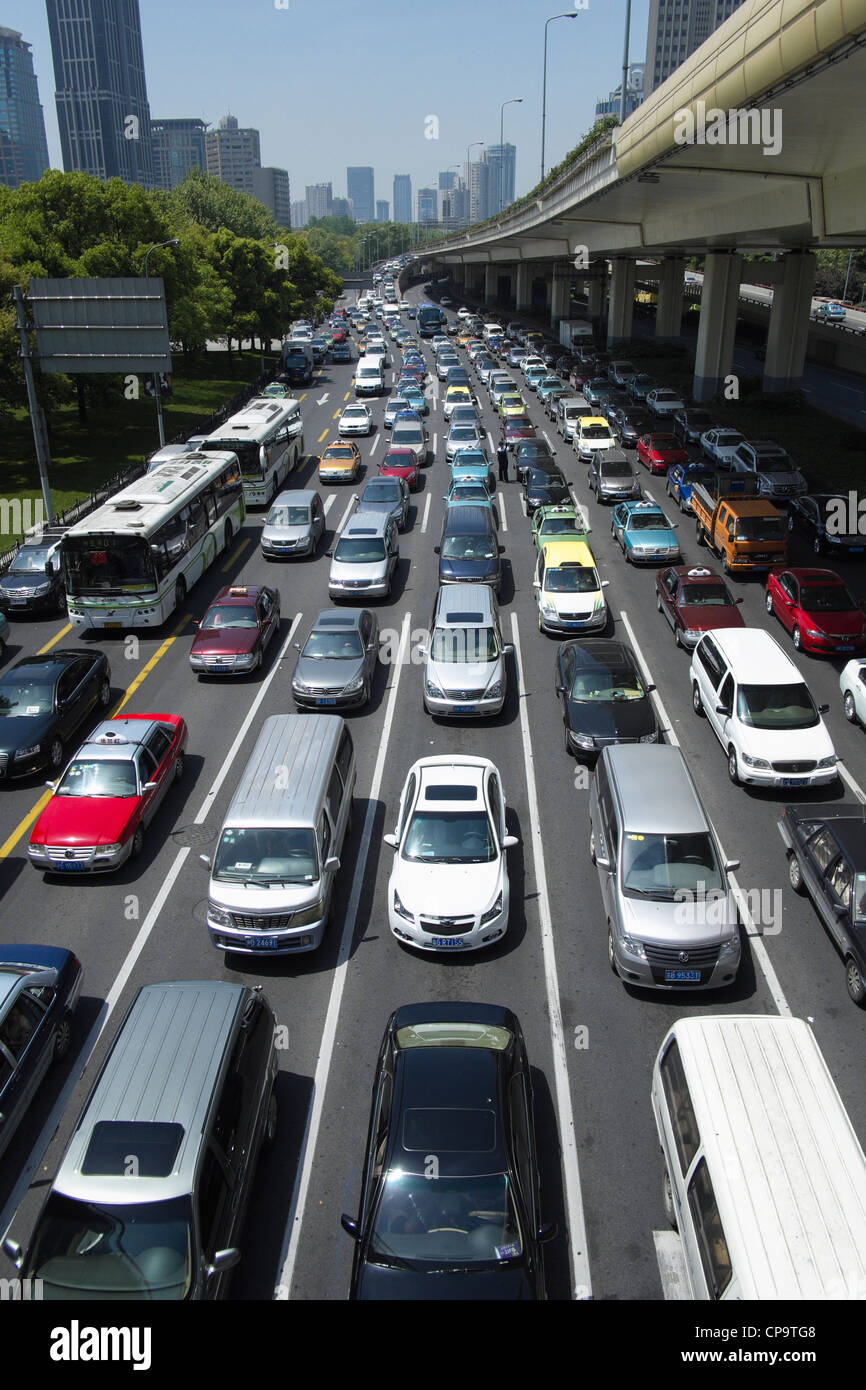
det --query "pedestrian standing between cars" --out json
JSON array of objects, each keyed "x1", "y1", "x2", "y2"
[{"x1": 497, "y1": 441, "x2": 509, "y2": 483}]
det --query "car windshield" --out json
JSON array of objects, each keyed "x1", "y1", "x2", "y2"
[
  {"x1": 303, "y1": 630, "x2": 364, "y2": 659},
  {"x1": 570, "y1": 663, "x2": 644, "y2": 700},
  {"x1": 630, "y1": 514, "x2": 668, "y2": 531},
  {"x1": 450, "y1": 487, "x2": 488, "y2": 505},
  {"x1": 392, "y1": 428, "x2": 422, "y2": 445},
  {"x1": 758, "y1": 455, "x2": 795, "y2": 473},
  {"x1": 545, "y1": 566, "x2": 599, "y2": 593},
  {"x1": 602, "y1": 460, "x2": 634, "y2": 478},
  {"x1": 0, "y1": 681, "x2": 54, "y2": 716},
  {"x1": 24, "y1": 1192, "x2": 193, "y2": 1299},
  {"x1": 450, "y1": 427, "x2": 477, "y2": 441},
  {"x1": 441, "y1": 535, "x2": 497, "y2": 560},
  {"x1": 582, "y1": 426, "x2": 611, "y2": 440},
  {"x1": 201, "y1": 604, "x2": 257, "y2": 629},
  {"x1": 363, "y1": 483, "x2": 400, "y2": 503},
  {"x1": 323, "y1": 450, "x2": 354, "y2": 463},
  {"x1": 651, "y1": 437, "x2": 679, "y2": 450},
  {"x1": 388, "y1": 400, "x2": 410, "y2": 414},
  {"x1": 737, "y1": 682, "x2": 820, "y2": 730},
  {"x1": 8, "y1": 547, "x2": 51, "y2": 575},
  {"x1": 621, "y1": 832, "x2": 723, "y2": 899},
  {"x1": 431, "y1": 627, "x2": 498, "y2": 663},
  {"x1": 368, "y1": 1172, "x2": 522, "y2": 1269},
  {"x1": 56, "y1": 759, "x2": 138, "y2": 797},
  {"x1": 266, "y1": 505, "x2": 309, "y2": 526},
  {"x1": 402, "y1": 809, "x2": 496, "y2": 863},
  {"x1": 343, "y1": 409, "x2": 367, "y2": 420},
  {"x1": 679, "y1": 584, "x2": 734, "y2": 606},
  {"x1": 800, "y1": 585, "x2": 857, "y2": 612},
  {"x1": 715, "y1": 433, "x2": 742, "y2": 446},
  {"x1": 540, "y1": 517, "x2": 582, "y2": 535},
  {"x1": 335, "y1": 538, "x2": 386, "y2": 562},
  {"x1": 734, "y1": 517, "x2": 787, "y2": 541},
  {"x1": 213, "y1": 825, "x2": 318, "y2": 883}
]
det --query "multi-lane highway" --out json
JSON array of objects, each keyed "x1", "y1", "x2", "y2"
[{"x1": 1, "y1": 282, "x2": 865, "y2": 1302}]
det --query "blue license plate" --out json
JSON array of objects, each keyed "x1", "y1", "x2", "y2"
[
  {"x1": 318, "y1": 697, "x2": 337, "y2": 705},
  {"x1": 780, "y1": 777, "x2": 807, "y2": 787},
  {"x1": 848, "y1": 547, "x2": 863, "y2": 554},
  {"x1": 665, "y1": 969, "x2": 700, "y2": 982},
  {"x1": 9, "y1": 599, "x2": 26, "y2": 607},
  {"x1": 460, "y1": 705, "x2": 477, "y2": 714},
  {"x1": 837, "y1": 645, "x2": 854, "y2": 652},
  {"x1": 247, "y1": 936, "x2": 279, "y2": 949},
  {"x1": 57, "y1": 861, "x2": 85, "y2": 870},
  {"x1": 432, "y1": 937, "x2": 465, "y2": 948}
]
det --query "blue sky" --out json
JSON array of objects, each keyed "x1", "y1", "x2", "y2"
[{"x1": 9, "y1": 0, "x2": 649, "y2": 207}]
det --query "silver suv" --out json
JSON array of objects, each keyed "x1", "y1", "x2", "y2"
[
  {"x1": 423, "y1": 583, "x2": 512, "y2": 718},
  {"x1": 327, "y1": 513, "x2": 399, "y2": 600},
  {"x1": 261, "y1": 489, "x2": 325, "y2": 559}
]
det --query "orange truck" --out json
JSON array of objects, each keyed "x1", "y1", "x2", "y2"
[{"x1": 690, "y1": 476, "x2": 787, "y2": 575}]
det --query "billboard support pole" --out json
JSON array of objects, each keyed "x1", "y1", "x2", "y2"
[{"x1": 12, "y1": 284, "x2": 54, "y2": 524}]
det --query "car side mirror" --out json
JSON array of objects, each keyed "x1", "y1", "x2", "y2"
[
  {"x1": 595, "y1": 855, "x2": 611, "y2": 872},
  {"x1": 324, "y1": 856, "x2": 341, "y2": 873},
  {"x1": 3, "y1": 1238, "x2": 22, "y2": 1269},
  {"x1": 498, "y1": 544, "x2": 505, "y2": 554},
  {"x1": 502, "y1": 834, "x2": 519, "y2": 849},
  {"x1": 601, "y1": 579, "x2": 610, "y2": 588},
  {"x1": 325, "y1": 550, "x2": 333, "y2": 558},
  {"x1": 818, "y1": 703, "x2": 830, "y2": 714},
  {"x1": 433, "y1": 545, "x2": 440, "y2": 555},
  {"x1": 502, "y1": 643, "x2": 514, "y2": 656},
  {"x1": 716, "y1": 704, "x2": 731, "y2": 716},
  {"x1": 293, "y1": 641, "x2": 301, "y2": 650},
  {"x1": 734, "y1": 596, "x2": 744, "y2": 605},
  {"x1": 199, "y1": 853, "x2": 212, "y2": 869},
  {"x1": 341, "y1": 1214, "x2": 360, "y2": 1240},
  {"x1": 725, "y1": 859, "x2": 741, "y2": 872},
  {"x1": 645, "y1": 683, "x2": 656, "y2": 693},
  {"x1": 206, "y1": 1248, "x2": 241, "y2": 1278},
  {"x1": 45, "y1": 780, "x2": 56, "y2": 791},
  {"x1": 383, "y1": 833, "x2": 398, "y2": 849},
  {"x1": 143, "y1": 781, "x2": 159, "y2": 792}
]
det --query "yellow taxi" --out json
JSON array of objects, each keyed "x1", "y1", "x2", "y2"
[
  {"x1": 533, "y1": 539, "x2": 609, "y2": 635},
  {"x1": 318, "y1": 440, "x2": 361, "y2": 483},
  {"x1": 443, "y1": 385, "x2": 473, "y2": 421},
  {"x1": 498, "y1": 392, "x2": 528, "y2": 420}
]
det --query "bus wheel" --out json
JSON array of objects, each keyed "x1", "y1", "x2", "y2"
[
  {"x1": 175, "y1": 577, "x2": 186, "y2": 611},
  {"x1": 224, "y1": 520, "x2": 233, "y2": 553}
]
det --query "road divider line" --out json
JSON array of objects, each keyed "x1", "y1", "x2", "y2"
[
  {"x1": 498, "y1": 492, "x2": 508, "y2": 531},
  {"x1": 370, "y1": 433, "x2": 380, "y2": 455},
  {"x1": 510, "y1": 611, "x2": 593, "y2": 1300},
  {"x1": 323, "y1": 494, "x2": 336, "y2": 516},
  {"x1": 110, "y1": 611, "x2": 190, "y2": 717},
  {"x1": 221, "y1": 536, "x2": 250, "y2": 572},
  {"x1": 336, "y1": 497, "x2": 356, "y2": 536},
  {"x1": 619, "y1": 608, "x2": 793, "y2": 1018},
  {"x1": 37, "y1": 623, "x2": 72, "y2": 655},
  {"x1": 276, "y1": 611, "x2": 412, "y2": 1298},
  {"x1": 317, "y1": 428, "x2": 328, "y2": 444},
  {"x1": 420, "y1": 492, "x2": 432, "y2": 534}
]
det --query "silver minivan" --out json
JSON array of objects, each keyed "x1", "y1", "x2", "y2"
[
  {"x1": 589, "y1": 744, "x2": 741, "y2": 990},
  {"x1": 261, "y1": 488, "x2": 325, "y2": 559},
  {"x1": 204, "y1": 714, "x2": 355, "y2": 954},
  {"x1": 423, "y1": 584, "x2": 513, "y2": 718},
  {"x1": 328, "y1": 512, "x2": 399, "y2": 600}
]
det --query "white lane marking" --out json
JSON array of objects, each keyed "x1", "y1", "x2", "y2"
[
  {"x1": 432, "y1": 432, "x2": 438, "y2": 456},
  {"x1": 487, "y1": 430, "x2": 496, "y2": 453},
  {"x1": 497, "y1": 492, "x2": 508, "y2": 531},
  {"x1": 838, "y1": 762, "x2": 866, "y2": 803},
  {"x1": 510, "y1": 611, "x2": 593, "y2": 1300},
  {"x1": 336, "y1": 496, "x2": 357, "y2": 536},
  {"x1": 421, "y1": 491, "x2": 432, "y2": 534},
  {"x1": 543, "y1": 430, "x2": 554, "y2": 450},
  {"x1": 653, "y1": 1230, "x2": 691, "y2": 1300},
  {"x1": 0, "y1": 615, "x2": 303, "y2": 1242},
  {"x1": 618, "y1": 608, "x2": 792, "y2": 1018},
  {"x1": 276, "y1": 612, "x2": 412, "y2": 1298},
  {"x1": 323, "y1": 494, "x2": 336, "y2": 516},
  {"x1": 370, "y1": 432, "x2": 380, "y2": 455}
]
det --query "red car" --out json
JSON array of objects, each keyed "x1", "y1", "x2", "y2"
[
  {"x1": 636, "y1": 433, "x2": 689, "y2": 474},
  {"x1": 331, "y1": 326, "x2": 347, "y2": 344},
  {"x1": 379, "y1": 448, "x2": 420, "y2": 491},
  {"x1": 28, "y1": 714, "x2": 187, "y2": 873},
  {"x1": 655, "y1": 565, "x2": 745, "y2": 649},
  {"x1": 504, "y1": 417, "x2": 536, "y2": 450},
  {"x1": 765, "y1": 567, "x2": 866, "y2": 655},
  {"x1": 189, "y1": 584, "x2": 281, "y2": 675}
]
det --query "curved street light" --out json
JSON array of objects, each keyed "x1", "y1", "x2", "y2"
[
  {"x1": 541, "y1": 12, "x2": 579, "y2": 182},
  {"x1": 499, "y1": 98, "x2": 523, "y2": 213}
]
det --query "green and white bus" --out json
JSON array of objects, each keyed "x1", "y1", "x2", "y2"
[
  {"x1": 205, "y1": 396, "x2": 304, "y2": 508},
  {"x1": 60, "y1": 453, "x2": 245, "y2": 631}
]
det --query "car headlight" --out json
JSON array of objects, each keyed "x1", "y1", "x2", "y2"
[
  {"x1": 540, "y1": 596, "x2": 557, "y2": 616},
  {"x1": 480, "y1": 892, "x2": 503, "y2": 925},
  {"x1": 234, "y1": 652, "x2": 256, "y2": 669},
  {"x1": 208, "y1": 903, "x2": 231, "y2": 927},
  {"x1": 572, "y1": 732, "x2": 596, "y2": 750},
  {"x1": 485, "y1": 680, "x2": 503, "y2": 700},
  {"x1": 13, "y1": 744, "x2": 41, "y2": 759},
  {"x1": 816, "y1": 755, "x2": 837, "y2": 769},
  {"x1": 27, "y1": 843, "x2": 47, "y2": 856},
  {"x1": 33, "y1": 582, "x2": 53, "y2": 596},
  {"x1": 620, "y1": 934, "x2": 647, "y2": 960},
  {"x1": 293, "y1": 679, "x2": 316, "y2": 694},
  {"x1": 96, "y1": 843, "x2": 123, "y2": 856},
  {"x1": 292, "y1": 899, "x2": 325, "y2": 927},
  {"x1": 741, "y1": 753, "x2": 771, "y2": 769},
  {"x1": 719, "y1": 934, "x2": 740, "y2": 960},
  {"x1": 393, "y1": 889, "x2": 414, "y2": 922},
  {"x1": 342, "y1": 676, "x2": 365, "y2": 695},
  {"x1": 682, "y1": 628, "x2": 703, "y2": 642},
  {"x1": 804, "y1": 628, "x2": 825, "y2": 639},
  {"x1": 425, "y1": 678, "x2": 444, "y2": 698}
]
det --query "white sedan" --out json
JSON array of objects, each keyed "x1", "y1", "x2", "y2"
[
  {"x1": 384, "y1": 755, "x2": 518, "y2": 952},
  {"x1": 338, "y1": 403, "x2": 374, "y2": 436},
  {"x1": 700, "y1": 427, "x2": 746, "y2": 466},
  {"x1": 840, "y1": 659, "x2": 866, "y2": 725},
  {"x1": 646, "y1": 387, "x2": 686, "y2": 417}
]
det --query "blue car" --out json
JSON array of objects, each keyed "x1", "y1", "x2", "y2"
[
  {"x1": 666, "y1": 463, "x2": 729, "y2": 515},
  {"x1": 444, "y1": 478, "x2": 497, "y2": 513},
  {"x1": 611, "y1": 500, "x2": 681, "y2": 564},
  {"x1": 399, "y1": 385, "x2": 428, "y2": 415},
  {"x1": 450, "y1": 454, "x2": 496, "y2": 495}
]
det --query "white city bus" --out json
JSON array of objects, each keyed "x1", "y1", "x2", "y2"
[
  {"x1": 60, "y1": 453, "x2": 245, "y2": 631},
  {"x1": 205, "y1": 396, "x2": 304, "y2": 507}
]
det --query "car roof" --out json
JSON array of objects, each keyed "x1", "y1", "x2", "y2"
[
  {"x1": 273, "y1": 489, "x2": 319, "y2": 507},
  {"x1": 343, "y1": 513, "x2": 390, "y2": 537},
  {"x1": 703, "y1": 627, "x2": 797, "y2": 680},
  {"x1": 435, "y1": 584, "x2": 496, "y2": 624},
  {"x1": 784, "y1": 568, "x2": 844, "y2": 584},
  {"x1": 311, "y1": 608, "x2": 366, "y2": 631},
  {"x1": 211, "y1": 584, "x2": 268, "y2": 605},
  {"x1": 606, "y1": 744, "x2": 707, "y2": 832},
  {"x1": 670, "y1": 565, "x2": 723, "y2": 584},
  {"x1": 390, "y1": 1045, "x2": 509, "y2": 1177},
  {"x1": 542, "y1": 540, "x2": 595, "y2": 567},
  {"x1": 4, "y1": 650, "x2": 93, "y2": 681},
  {"x1": 581, "y1": 416, "x2": 611, "y2": 428},
  {"x1": 71, "y1": 716, "x2": 173, "y2": 760},
  {"x1": 568, "y1": 638, "x2": 636, "y2": 668}
]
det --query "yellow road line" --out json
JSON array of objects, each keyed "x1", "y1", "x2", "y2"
[
  {"x1": 37, "y1": 623, "x2": 72, "y2": 655},
  {"x1": 221, "y1": 537, "x2": 250, "y2": 572},
  {"x1": 332, "y1": 409, "x2": 340, "y2": 419},
  {"x1": 344, "y1": 392, "x2": 350, "y2": 401},
  {"x1": 298, "y1": 393, "x2": 308, "y2": 403},
  {"x1": 1, "y1": 614, "x2": 188, "y2": 859}
]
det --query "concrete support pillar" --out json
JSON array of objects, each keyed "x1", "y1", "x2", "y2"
[
  {"x1": 607, "y1": 258, "x2": 636, "y2": 346},
  {"x1": 550, "y1": 271, "x2": 571, "y2": 326},
  {"x1": 655, "y1": 257, "x2": 686, "y2": 339},
  {"x1": 484, "y1": 264, "x2": 497, "y2": 305},
  {"x1": 693, "y1": 252, "x2": 742, "y2": 403},
  {"x1": 465, "y1": 265, "x2": 483, "y2": 296},
  {"x1": 542, "y1": 275, "x2": 552, "y2": 307},
  {"x1": 763, "y1": 251, "x2": 816, "y2": 392},
  {"x1": 451, "y1": 263, "x2": 465, "y2": 287},
  {"x1": 515, "y1": 262, "x2": 531, "y2": 314},
  {"x1": 587, "y1": 278, "x2": 603, "y2": 320}
]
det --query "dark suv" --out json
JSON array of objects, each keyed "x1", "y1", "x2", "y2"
[{"x1": 0, "y1": 528, "x2": 67, "y2": 616}]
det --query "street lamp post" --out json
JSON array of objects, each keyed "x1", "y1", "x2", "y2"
[
  {"x1": 619, "y1": 0, "x2": 633, "y2": 124},
  {"x1": 499, "y1": 98, "x2": 523, "y2": 214},
  {"x1": 142, "y1": 238, "x2": 179, "y2": 448},
  {"x1": 541, "y1": 11, "x2": 579, "y2": 182}
]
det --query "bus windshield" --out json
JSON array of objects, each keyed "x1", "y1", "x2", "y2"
[
  {"x1": 207, "y1": 439, "x2": 261, "y2": 478},
  {"x1": 62, "y1": 535, "x2": 156, "y2": 595}
]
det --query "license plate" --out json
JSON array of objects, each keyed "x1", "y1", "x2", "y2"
[
  {"x1": 780, "y1": 777, "x2": 807, "y2": 787},
  {"x1": 9, "y1": 599, "x2": 26, "y2": 607},
  {"x1": 848, "y1": 547, "x2": 864, "y2": 554},
  {"x1": 247, "y1": 936, "x2": 279, "y2": 949},
  {"x1": 665, "y1": 969, "x2": 700, "y2": 982},
  {"x1": 432, "y1": 937, "x2": 465, "y2": 948},
  {"x1": 460, "y1": 705, "x2": 477, "y2": 714},
  {"x1": 56, "y1": 860, "x2": 86, "y2": 871},
  {"x1": 103, "y1": 621, "x2": 122, "y2": 628},
  {"x1": 837, "y1": 645, "x2": 854, "y2": 652},
  {"x1": 318, "y1": 697, "x2": 337, "y2": 705}
]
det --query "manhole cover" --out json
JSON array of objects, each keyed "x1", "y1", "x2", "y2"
[{"x1": 172, "y1": 824, "x2": 217, "y2": 849}]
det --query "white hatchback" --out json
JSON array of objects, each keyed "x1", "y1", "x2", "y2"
[{"x1": 385, "y1": 756, "x2": 518, "y2": 952}]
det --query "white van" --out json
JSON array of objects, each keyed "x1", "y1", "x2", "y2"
[
  {"x1": 482, "y1": 323, "x2": 504, "y2": 342},
  {"x1": 652, "y1": 1015, "x2": 866, "y2": 1299},
  {"x1": 354, "y1": 359, "x2": 385, "y2": 396}
]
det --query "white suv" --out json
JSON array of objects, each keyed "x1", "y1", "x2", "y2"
[{"x1": 689, "y1": 628, "x2": 837, "y2": 788}]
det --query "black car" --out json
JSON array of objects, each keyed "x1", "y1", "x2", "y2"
[
  {"x1": 0, "y1": 528, "x2": 67, "y2": 616},
  {"x1": 341, "y1": 1001, "x2": 556, "y2": 1299},
  {"x1": 612, "y1": 409, "x2": 652, "y2": 449},
  {"x1": 602, "y1": 391, "x2": 631, "y2": 426},
  {"x1": 524, "y1": 466, "x2": 570, "y2": 514},
  {"x1": 514, "y1": 440, "x2": 558, "y2": 484},
  {"x1": 555, "y1": 637, "x2": 658, "y2": 758},
  {"x1": 779, "y1": 804, "x2": 866, "y2": 1005},
  {"x1": 0, "y1": 943, "x2": 82, "y2": 1159},
  {"x1": 673, "y1": 408, "x2": 717, "y2": 444},
  {"x1": 0, "y1": 649, "x2": 111, "y2": 779},
  {"x1": 786, "y1": 494, "x2": 866, "y2": 558},
  {"x1": 541, "y1": 344, "x2": 559, "y2": 366}
]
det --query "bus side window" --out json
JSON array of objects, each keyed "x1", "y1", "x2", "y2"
[{"x1": 187, "y1": 497, "x2": 207, "y2": 543}]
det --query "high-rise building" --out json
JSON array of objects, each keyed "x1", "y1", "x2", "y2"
[
  {"x1": 0, "y1": 28, "x2": 50, "y2": 188},
  {"x1": 205, "y1": 114, "x2": 261, "y2": 194},
  {"x1": 645, "y1": 0, "x2": 745, "y2": 95},
  {"x1": 467, "y1": 159, "x2": 490, "y2": 225},
  {"x1": 595, "y1": 62, "x2": 645, "y2": 118},
  {"x1": 438, "y1": 170, "x2": 459, "y2": 191},
  {"x1": 150, "y1": 118, "x2": 207, "y2": 191},
  {"x1": 393, "y1": 174, "x2": 411, "y2": 224},
  {"x1": 253, "y1": 167, "x2": 291, "y2": 227},
  {"x1": 376, "y1": 199, "x2": 389, "y2": 222},
  {"x1": 291, "y1": 198, "x2": 309, "y2": 229},
  {"x1": 440, "y1": 182, "x2": 468, "y2": 231},
  {"x1": 346, "y1": 166, "x2": 374, "y2": 223},
  {"x1": 331, "y1": 196, "x2": 351, "y2": 219},
  {"x1": 484, "y1": 143, "x2": 516, "y2": 216},
  {"x1": 46, "y1": 0, "x2": 154, "y2": 186},
  {"x1": 305, "y1": 182, "x2": 333, "y2": 219},
  {"x1": 417, "y1": 187, "x2": 437, "y2": 224}
]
